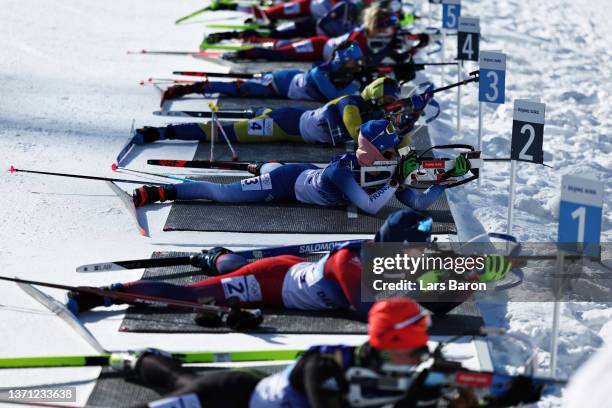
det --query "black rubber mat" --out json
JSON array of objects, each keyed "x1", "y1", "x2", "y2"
[
  {"x1": 87, "y1": 365, "x2": 287, "y2": 408},
  {"x1": 163, "y1": 180, "x2": 456, "y2": 234},
  {"x1": 119, "y1": 253, "x2": 483, "y2": 334},
  {"x1": 165, "y1": 125, "x2": 456, "y2": 234}
]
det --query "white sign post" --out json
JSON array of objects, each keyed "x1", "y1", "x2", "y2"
[
  {"x1": 477, "y1": 51, "x2": 506, "y2": 184},
  {"x1": 507, "y1": 100, "x2": 546, "y2": 235},
  {"x1": 457, "y1": 16, "x2": 479, "y2": 133},
  {"x1": 550, "y1": 176, "x2": 603, "y2": 375}
]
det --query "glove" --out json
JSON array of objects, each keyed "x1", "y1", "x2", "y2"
[
  {"x1": 395, "y1": 151, "x2": 418, "y2": 183},
  {"x1": 484, "y1": 376, "x2": 544, "y2": 406},
  {"x1": 451, "y1": 155, "x2": 470, "y2": 177},
  {"x1": 225, "y1": 308, "x2": 264, "y2": 330},
  {"x1": 479, "y1": 255, "x2": 512, "y2": 282},
  {"x1": 417, "y1": 33, "x2": 430, "y2": 48}
]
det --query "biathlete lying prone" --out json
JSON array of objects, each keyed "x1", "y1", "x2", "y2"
[
  {"x1": 162, "y1": 41, "x2": 364, "y2": 105},
  {"x1": 137, "y1": 77, "x2": 437, "y2": 146},
  {"x1": 67, "y1": 209, "x2": 511, "y2": 318},
  {"x1": 132, "y1": 119, "x2": 468, "y2": 216}
]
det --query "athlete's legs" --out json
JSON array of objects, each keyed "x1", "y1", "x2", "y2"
[
  {"x1": 201, "y1": 79, "x2": 276, "y2": 98},
  {"x1": 133, "y1": 354, "x2": 260, "y2": 408},
  {"x1": 169, "y1": 163, "x2": 315, "y2": 202},
  {"x1": 237, "y1": 36, "x2": 327, "y2": 61},
  {"x1": 187, "y1": 255, "x2": 304, "y2": 307},
  {"x1": 198, "y1": 106, "x2": 308, "y2": 143}
]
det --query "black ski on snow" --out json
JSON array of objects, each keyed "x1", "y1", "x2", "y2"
[
  {"x1": 18, "y1": 281, "x2": 107, "y2": 353},
  {"x1": 106, "y1": 181, "x2": 149, "y2": 237}
]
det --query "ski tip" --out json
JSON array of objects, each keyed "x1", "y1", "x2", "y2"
[
  {"x1": 111, "y1": 163, "x2": 118, "y2": 172},
  {"x1": 8, "y1": 165, "x2": 16, "y2": 173},
  {"x1": 139, "y1": 80, "x2": 145, "y2": 85}
]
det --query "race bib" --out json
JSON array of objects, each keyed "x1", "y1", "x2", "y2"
[
  {"x1": 240, "y1": 173, "x2": 272, "y2": 191},
  {"x1": 221, "y1": 275, "x2": 263, "y2": 302},
  {"x1": 247, "y1": 118, "x2": 274, "y2": 136},
  {"x1": 292, "y1": 39, "x2": 314, "y2": 54},
  {"x1": 283, "y1": 2, "x2": 301, "y2": 15},
  {"x1": 148, "y1": 393, "x2": 201, "y2": 408}
]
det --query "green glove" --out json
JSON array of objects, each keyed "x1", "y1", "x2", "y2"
[
  {"x1": 479, "y1": 256, "x2": 512, "y2": 282},
  {"x1": 398, "y1": 152, "x2": 418, "y2": 181},
  {"x1": 451, "y1": 155, "x2": 470, "y2": 177}
]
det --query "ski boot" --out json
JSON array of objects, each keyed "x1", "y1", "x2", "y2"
[
  {"x1": 195, "y1": 247, "x2": 235, "y2": 274},
  {"x1": 221, "y1": 51, "x2": 239, "y2": 61},
  {"x1": 133, "y1": 127, "x2": 162, "y2": 145},
  {"x1": 65, "y1": 285, "x2": 114, "y2": 315},
  {"x1": 132, "y1": 185, "x2": 177, "y2": 208},
  {"x1": 204, "y1": 31, "x2": 242, "y2": 44},
  {"x1": 110, "y1": 348, "x2": 174, "y2": 378},
  {"x1": 161, "y1": 82, "x2": 206, "y2": 106}
]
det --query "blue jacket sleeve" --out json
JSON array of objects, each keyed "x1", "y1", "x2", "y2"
[
  {"x1": 395, "y1": 184, "x2": 447, "y2": 211},
  {"x1": 329, "y1": 166, "x2": 397, "y2": 214},
  {"x1": 310, "y1": 66, "x2": 348, "y2": 100}
]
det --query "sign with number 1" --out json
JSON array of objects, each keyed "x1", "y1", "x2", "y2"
[
  {"x1": 510, "y1": 100, "x2": 545, "y2": 164},
  {"x1": 442, "y1": 0, "x2": 461, "y2": 29},
  {"x1": 558, "y1": 175, "x2": 603, "y2": 257},
  {"x1": 479, "y1": 51, "x2": 506, "y2": 104}
]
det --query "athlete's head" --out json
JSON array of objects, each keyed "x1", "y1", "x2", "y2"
[
  {"x1": 330, "y1": 41, "x2": 364, "y2": 73},
  {"x1": 361, "y1": 77, "x2": 400, "y2": 106},
  {"x1": 357, "y1": 119, "x2": 400, "y2": 166},
  {"x1": 368, "y1": 297, "x2": 430, "y2": 365},
  {"x1": 374, "y1": 209, "x2": 433, "y2": 243},
  {"x1": 363, "y1": 2, "x2": 398, "y2": 36}
]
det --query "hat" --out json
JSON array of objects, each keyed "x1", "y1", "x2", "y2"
[
  {"x1": 374, "y1": 209, "x2": 433, "y2": 243},
  {"x1": 368, "y1": 297, "x2": 430, "y2": 350}
]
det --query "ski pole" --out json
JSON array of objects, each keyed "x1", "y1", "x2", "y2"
[
  {"x1": 209, "y1": 101, "x2": 239, "y2": 161},
  {"x1": 111, "y1": 163, "x2": 196, "y2": 183},
  {"x1": 8, "y1": 166, "x2": 165, "y2": 185}
]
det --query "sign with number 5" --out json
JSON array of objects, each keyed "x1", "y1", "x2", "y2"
[
  {"x1": 457, "y1": 17, "x2": 479, "y2": 61},
  {"x1": 442, "y1": 0, "x2": 461, "y2": 30},
  {"x1": 510, "y1": 100, "x2": 545, "y2": 164},
  {"x1": 558, "y1": 175, "x2": 603, "y2": 256},
  {"x1": 478, "y1": 51, "x2": 506, "y2": 104}
]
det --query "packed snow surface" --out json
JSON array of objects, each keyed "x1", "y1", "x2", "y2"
[{"x1": 0, "y1": 0, "x2": 610, "y2": 406}]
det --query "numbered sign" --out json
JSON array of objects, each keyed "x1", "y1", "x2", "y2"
[
  {"x1": 510, "y1": 100, "x2": 545, "y2": 164},
  {"x1": 442, "y1": 0, "x2": 461, "y2": 29},
  {"x1": 457, "y1": 17, "x2": 480, "y2": 61},
  {"x1": 478, "y1": 51, "x2": 506, "y2": 104},
  {"x1": 558, "y1": 175, "x2": 603, "y2": 256},
  {"x1": 429, "y1": 0, "x2": 443, "y2": 3}
]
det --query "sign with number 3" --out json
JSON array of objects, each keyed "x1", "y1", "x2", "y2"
[{"x1": 478, "y1": 51, "x2": 506, "y2": 104}]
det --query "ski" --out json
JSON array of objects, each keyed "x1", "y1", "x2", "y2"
[
  {"x1": 147, "y1": 159, "x2": 252, "y2": 170},
  {"x1": 0, "y1": 349, "x2": 303, "y2": 369},
  {"x1": 106, "y1": 181, "x2": 149, "y2": 237},
  {"x1": 116, "y1": 119, "x2": 137, "y2": 165},
  {"x1": 17, "y1": 282, "x2": 107, "y2": 354},
  {"x1": 153, "y1": 109, "x2": 255, "y2": 119},
  {"x1": 76, "y1": 239, "x2": 365, "y2": 272},
  {"x1": 112, "y1": 164, "x2": 196, "y2": 183},
  {"x1": 127, "y1": 49, "x2": 224, "y2": 58},
  {"x1": 200, "y1": 41, "x2": 259, "y2": 51},
  {"x1": 172, "y1": 70, "x2": 259, "y2": 79}
]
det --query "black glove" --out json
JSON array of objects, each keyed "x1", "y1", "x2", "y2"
[
  {"x1": 484, "y1": 376, "x2": 544, "y2": 407},
  {"x1": 290, "y1": 354, "x2": 348, "y2": 408}
]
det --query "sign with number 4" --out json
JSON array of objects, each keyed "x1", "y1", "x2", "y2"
[
  {"x1": 442, "y1": 0, "x2": 461, "y2": 30},
  {"x1": 457, "y1": 17, "x2": 479, "y2": 61},
  {"x1": 510, "y1": 100, "x2": 545, "y2": 164},
  {"x1": 479, "y1": 51, "x2": 506, "y2": 104},
  {"x1": 558, "y1": 175, "x2": 603, "y2": 256}
]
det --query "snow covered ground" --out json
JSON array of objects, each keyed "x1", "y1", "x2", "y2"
[{"x1": 0, "y1": 0, "x2": 609, "y2": 406}]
